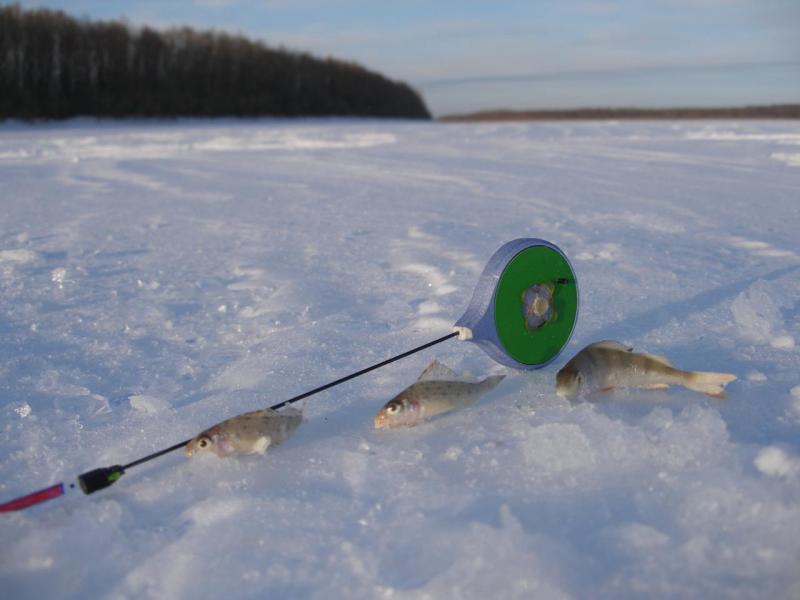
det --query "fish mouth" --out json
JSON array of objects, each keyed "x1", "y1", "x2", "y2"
[
  {"x1": 184, "y1": 444, "x2": 194, "y2": 457},
  {"x1": 374, "y1": 414, "x2": 388, "y2": 429}
]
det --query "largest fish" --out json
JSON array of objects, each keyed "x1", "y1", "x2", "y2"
[{"x1": 556, "y1": 340, "x2": 736, "y2": 400}]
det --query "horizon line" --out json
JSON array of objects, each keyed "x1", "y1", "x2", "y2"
[{"x1": 417, "y1": 60, "x2": 800, "y2": 90}]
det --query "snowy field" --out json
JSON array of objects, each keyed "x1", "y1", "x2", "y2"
[{"x1": 1, "y1": 118, "x2": 799, "y2": 599}]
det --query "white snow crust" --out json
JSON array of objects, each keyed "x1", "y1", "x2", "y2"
[{"x1": 1, "y1": 118, "x2": 799, "y2": 599}]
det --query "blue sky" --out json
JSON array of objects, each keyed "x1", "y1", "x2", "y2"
[{"x1": 12, "y1": 0, "x2": 800, "y2": 115}]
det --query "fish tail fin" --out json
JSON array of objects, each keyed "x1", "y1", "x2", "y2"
[
  {"x1": 481, "y1": 374, "x2": 506, "y2": 392},
  {"x1": 685, "y1": 371, "x2": 737, "y2": 398}
]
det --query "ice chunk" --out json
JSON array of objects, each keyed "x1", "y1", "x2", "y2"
[
  {"x1": 15, "y1": 402, "x2": 32, "y2": 418},
  {"x1": 771, "y1": 152, "x2": 800, "y2": 167},
  {"x1": 746, "y1": 371, "x2": 767, "y2": 382},
  {"x1": 771, "y1": 335, "x2": 795, "y2": 350},
  {"x1": 731, "y1": 280, "x2": 794, "y2": 349},
  {"x1": 789, "y1": 386, "x2": 800, "y2": 421},
  {"x1": 50, "y1": 267, "x2": 67, "y2": 287},
  {"x1": 129, "y1": 394, "x2": 169, "y2": 414},
  {"x1": 0, "y1": 248, "x2": 37, "y2": 263},
  {"x1": 614, "y1": 522, "x2": 670, "y2": 553},
  {"x1": 755, "y1": 447, "x2": 797, "y2": 478}
]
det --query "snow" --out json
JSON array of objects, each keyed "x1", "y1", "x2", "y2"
[
  {"x1": 755, "y1": 447, "x2": 798, "y2": 478},
  {"x1": 732, "y1": 280, "x2": 796, "y2": 349},
  {"x1": 1, "y1": 118, "x2": 799, "y2": 599}
]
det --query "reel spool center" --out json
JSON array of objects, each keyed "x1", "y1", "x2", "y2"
[{"x1": 522, "y1": 282, "x2": 556, "y2": 331}]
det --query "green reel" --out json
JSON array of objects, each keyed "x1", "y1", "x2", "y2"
[{"x1": 455, "y1": 239, "x2": 579, "y2": 369}]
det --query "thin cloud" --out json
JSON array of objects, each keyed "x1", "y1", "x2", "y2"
[{"x1": 418, "y1": 60, "x2": 800, "y2": 90}]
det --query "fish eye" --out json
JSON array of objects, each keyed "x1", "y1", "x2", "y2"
[
  {"x1": 387, "y1": 404, "x2": 399, "y2": 413},
  {"x1": 198, "y1": 438, "x2": 209, "y2": 448}
]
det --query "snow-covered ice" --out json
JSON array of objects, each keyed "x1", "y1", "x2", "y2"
[{"x1": 1, "y1": 118, "x2": 799, "y2": 599}]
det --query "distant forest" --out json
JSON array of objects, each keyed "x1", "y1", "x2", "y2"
[{"x1": 0, "y1": 4, "x2": 431, "y2": 120}]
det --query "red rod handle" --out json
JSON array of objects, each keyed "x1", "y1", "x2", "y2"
[{"x1": 0, "y1": 483, "x2": 65, "y2": 512}]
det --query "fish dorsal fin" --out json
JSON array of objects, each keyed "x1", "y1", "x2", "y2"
[
  {"x1": 417, "y1": 360, "x2": 459, "y2": 382},
  {"x1": 644, "y1": 353, "x2": 673, "y2": 367},
  {"x1": 586, "y1": 340, "x2": 633, "y2": 352},
  {"x1": 277, "y1": 405, "x2": 303, "y2": 417}
]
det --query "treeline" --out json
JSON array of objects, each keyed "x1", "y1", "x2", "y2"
[
  {"x1": 0, "y1": 4, "x2": 430, "y2": 120},
  {"x1": 440, "y1": 105, "x2": 800, "y2": 122}
]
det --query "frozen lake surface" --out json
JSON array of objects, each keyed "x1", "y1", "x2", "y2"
[{"x1": 1, "y1": 118, "x2": 799, "y2": 599}]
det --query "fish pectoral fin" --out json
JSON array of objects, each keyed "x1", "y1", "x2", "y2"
[
  {"x1": 586, "y1": 340, "x2": 633, "y2": 352},
  {"x1": 641, "y1": 383, "x2": 670, "y2": 390},
  {"x1": 417, "y1": 360, "x2": 459, "y2": 382},
  {"x1": 600, "y1": 387, "x2": 616, "y2": 393},
  {"x1": 252, "y1": 436, "x2": 271, "y2": 455}
]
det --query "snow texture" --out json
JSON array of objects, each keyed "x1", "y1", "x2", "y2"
[{"x1": 1, "y1": 118, "x2": 799, "y2": 599}]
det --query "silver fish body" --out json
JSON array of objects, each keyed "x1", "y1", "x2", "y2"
[
  {"x1": 374, "y1": 360, "x2": 505, "y2": 429},
  {"x1": 185, "y1": 406, "x2": 303, "y2": 458},
  {"x1": 556, "y1": 340, "x2": 736, "y2": 400}
]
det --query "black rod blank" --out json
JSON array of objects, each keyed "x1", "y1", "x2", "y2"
[{"x1": 77, "y1": 331, "x2": 459, "y2": 494}]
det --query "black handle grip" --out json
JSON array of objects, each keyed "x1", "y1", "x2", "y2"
[{"x1": 78, "y1": 466, "x2": 125, "y2": 494}]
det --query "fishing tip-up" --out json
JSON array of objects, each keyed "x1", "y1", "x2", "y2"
[{"x1": 1, "y1": 238, "x2": 578, "y2": 511}]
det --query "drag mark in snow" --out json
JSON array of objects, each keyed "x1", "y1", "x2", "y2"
[
  {"x1": 575, "y1": 243, "x2": 621, "y2": 261},
  {"x1": 0, "y1": 249, "x2": 38, "y2": 264},
  {"x1": 183, "y1": 498, "x2": 247, "y2": 527},
  {"x1": 686, "y1": 130, "x2": 800, "y2": 145},
  {"x1": 726, "y1": 236, "x2": 797, "y2": 259},
  {"x1": 397, "y1": 263, "x2": 458, "y2": 296},
  {"x1": 0, "y1": 129, "x2": 397, "y2": 164},
  {"x1": 771, "y1": 153, "x2": 800, "y2": 167},
  {"x1": 387, "y1": 226, "x2": 483, "y2": 331}
]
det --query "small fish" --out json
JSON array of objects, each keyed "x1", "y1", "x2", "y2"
[
  {"x1": 374, "y1": 360, "x2": 505, "y2": 429},
  {"x1": 555, "y1": 340, "x2": 737, "y2": 400},
  {"x1": 185, "y1": 406, "x2": 303, "y2": 458}
]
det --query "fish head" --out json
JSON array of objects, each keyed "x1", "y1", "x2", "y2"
[
  {"x1": 555, "y1": 363, "x2": 583, "y2": 400},
  {"x1": 185, "y1": 432, "x2": 218, "y2": 457},
  {"x1": 374, "y1": 397, "x2": 420, "y2": 429}
]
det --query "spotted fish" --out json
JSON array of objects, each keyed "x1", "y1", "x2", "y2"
[
  {"x1": 185, "y1": 406, "x2": 303, "y2": 458},
  {"x1": 374, "y1": 360, "x2": 505, "y2": 429}
]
